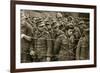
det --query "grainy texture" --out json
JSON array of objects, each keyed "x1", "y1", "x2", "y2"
[{"x1": 20, "y1": 10, "x2": 90, "y2": 62}]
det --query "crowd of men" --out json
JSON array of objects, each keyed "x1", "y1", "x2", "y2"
[{"x1": 21, "y1": 12, "x2": 89, "y2": 63}]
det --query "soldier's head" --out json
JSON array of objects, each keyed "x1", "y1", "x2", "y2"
[
  {"x1": 67, "y1": 23, "x2": 74, "y2": 29},
  {"x1": 68, "y1": 28, "x2": 74, "y2": 36},
  {"x1": 37, "y1": 22, "x2": 45, "y2": 32},
  {"x1": 53, "y1": 23, "x2": 59, "y2": 32},
  {"x1": 45, "y1": 21, "x2": 51, "y2": 30},
  {"x1": 56, "y1": 13, "x2": 62, "y2": 18},
  {"x1": 35, "y1": 17, "x2": 43, "y2": 24},
  {"x1": 59, "y1": 24, "x2": 65, "y2": 31},
  {"x1": 67, "y1": 16, "x2": 74, "y2": 22},
  {"x1": 21, "y1": 16, "x2": 28, "y2": 27},
  {"x1": 78, "y1": 20, "x2": 86, "y2": 28},
  {"x1": 82, "y1": 28, "x2": 89, "y2": 37},
  {"x1": 51, "y1": 20, "x2": 57, "y2": 27},
  {"x1": 21, "y1": 19, "x2": 25, "y2": 26},
  {"x1": 56, "y1": 13, "x2": 63, "y2": 21}
]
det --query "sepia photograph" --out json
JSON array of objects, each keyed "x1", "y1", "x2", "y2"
[
  {"x1": 11, "y1": 1, "x2": 96, "y2": 72},
  {"x1": 20, "y1": 10, "x2": 90, "y2": 63}
]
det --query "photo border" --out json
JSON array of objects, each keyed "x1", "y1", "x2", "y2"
[{"x1": 10, "y1": 0, "x2": 97, "y2": 73}]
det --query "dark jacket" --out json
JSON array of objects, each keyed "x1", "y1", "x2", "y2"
[{"x1": 76, "y1": 35, "x2": 89, "y2": 60}]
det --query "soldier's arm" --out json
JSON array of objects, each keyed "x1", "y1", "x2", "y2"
[
  {"x1": 29, "y1": 38, "x2": 36, "y2": 56},
  {"x1": 46, "y1": 33, "x2": 52, "y2": 57},
  {"x1": 70, "y1": 35, "x2": 75, "y2": 43},
  {"x1": 45, "y1": 33, "x2": 52, "y2": 61},
  {"x1": 76, "y1": 38, "x2": 81, "y2": 60},
  {"x1": 27, "y1": 17, "x2": 36, "y2": 28},
  {"x1": 26, "y1": 21, "x2": 33, "y2": 35},
  {"x1": 53, "y1": 37, "x2": 61, "y2": 56},
  {"x1": 61, "y1": 35, "x2": 69, "y2": 49},
  {"x1": 21, "y1": 34, "x2": 26, "y2": 39},
  {"x1": 22, "y1": 21, "x2": 34, "y2": 41},
  {"x1": 22, "y1": 34, "x2": 32, "y2": 41}
]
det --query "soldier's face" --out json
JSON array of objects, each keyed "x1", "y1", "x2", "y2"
[
  {"x1": 21, "y1": 20, "x2": 26, "y2": 27},
  {"x1": 54, "y1": 27, "x2": 59, "y2": 32},
  {"x1": 68, "y1": 29, "x2": 73, "y2": 36},
  {"x1": 58, "y1": 17, "x2": 62, "y2": 21},
  {"x1": 79, "y1": 23, "x2": 86, "y2": 29},
  {"x1": 46, "y1": 24, "x2": 51, "y2": 30},
  {"x1": 38, "y1": 26, "x2": 44, "y2": 31}
]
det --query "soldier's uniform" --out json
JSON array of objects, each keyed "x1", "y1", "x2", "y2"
[
  {"x1": 68, "y1": 34, "x2": 76, "y2": 60},
  {"x1": 45, "y1": 20, "x2": 57, "y2": 61},
  {"x1": 53, "y1": 30, "x2": 69, "y2": 61},
  {"x1": 67, "y1": 28, "x2": 76, "y2": 60},
  {"x1": 74, "y1": 26, "x2": 81, "y2": 43},
  {"x1": 76, "y1": 29, "x2": 89, "y2": 60},
  {"x1": 32, "y1": 30, "x2": 52, "y2": 62},
  {"x1": 21, "y1": 20, "x2": 33, "y2": 63},
  {"x1": 78, "y1": 21, "x2": 87, "y2": 35}
]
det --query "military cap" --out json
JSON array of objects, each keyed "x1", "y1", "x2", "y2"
[
  {"x1": 45, "y1": 21, "x2": 51, "y2": 25},
  {"x1": 68, "y1": 16, "x2": 74, "y2": 21},
  {"x1": 78, "y1": 21, "x2": 85, "y2": 25},
  {"x1": 38, "y1": 22, "x2": 45, "y2": 27},
  {"x1": 83, "y1": 28, "x2": 89, "y2": 32}
]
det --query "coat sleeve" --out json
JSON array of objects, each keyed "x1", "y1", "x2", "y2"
[
  {"x1": 53, "y1": 37, "x2": 61, "y2": 56},
  {"x1": 46, "y1": 33, "x2": 52, "y2": 57},
  {"x1": 76, "y1": 38, "x2": 82, "y2": 60}
]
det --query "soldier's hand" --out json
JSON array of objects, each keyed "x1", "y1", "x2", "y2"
[
  {"x1": 21, "y1": 34, "x2": 25, "y2": 39},
  {"x1": 30, "y1": 50, "x2": 35, "y2": 56},
  {"x1": 23, "y1": 34, "x2": 32, "y2": 41},
  {"x1": 46, "y1": 57, "x2": 51, "y2": 61}
]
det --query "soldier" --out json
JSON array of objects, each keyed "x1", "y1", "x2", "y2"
[
  {"x1": 76, "y1": 29, "x2": 89, "y2": 60},
  {"x1": 53, "y1": 25, "x2": 69, "y2": 61},
  {"x1": 78, "y1": 20, "x2": 87, "y2": 34},
  {"x1": 30, "y1": 22, "x2": 52, "y2": 62},
  {"x1": 74, "y1": 24, "x2": 81, "y2": 43},
  {"x1": 21, "y1": 17, "x2": 33, "y2": 63},
  {"x1": 67, "y1": 16, "x2": 74, "y2": 23},
  {"x1": 45, "y1": 20, "x2": 55, "y2": 59},
  {"x1": 67, "y1": 27, "x2": 76, "y2": 60},
  {"x1": 45, "y1": 20, "x2": 54, "y2": 39}
]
